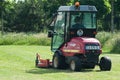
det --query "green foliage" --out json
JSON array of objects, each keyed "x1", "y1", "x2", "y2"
[
  {"x1": 1, "y1": 0, "x2": 120, "y2": 32},
  {"x1": 0, "y1": 32, "x2": 51, "y2": 46},
  {"x1": 0, "y1": 32, "x2": 120, "y2": 53},
  {"x1": 76, "y1": 0, "x2": 111, "y2": 19},
  {"x1": 96, "y1": 31, "x2": 111, "y2": 47},
  {"x1": 96, "y1": 31, "x2": 120, "y2": 53},
  {"x1": 111, "y1": 37, "x2": 120, "y2": 53}
]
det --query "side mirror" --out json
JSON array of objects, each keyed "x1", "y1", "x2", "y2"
[
  {"x1": 47, "y1": 13, "x2": 57, "y2": 38},
  {"x1": 48, "y1": 30, "x2": 53, "y2": 38},
  {"x1": 52, "y1": 13, "x2": 57, "y2": 18}
]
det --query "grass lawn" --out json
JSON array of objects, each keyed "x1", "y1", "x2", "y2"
[{"x1": 0, "y1": 45, "x2": 120, "y2": 80}]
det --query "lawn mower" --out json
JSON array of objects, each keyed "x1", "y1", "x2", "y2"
[{"x1": 35, "y1": 2, "x2": 112, "y2": 71}]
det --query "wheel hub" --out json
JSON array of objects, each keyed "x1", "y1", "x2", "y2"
[
  {"x1": 70, "y1": 60, "x2": 75, "y2": 71},
  {"x1": 54, "y1": 57, "x2": 58, "y2": 68}
]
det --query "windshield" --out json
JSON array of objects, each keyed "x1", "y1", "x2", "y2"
[{"x1": 70, "y1": 12, "x2": 96, "y2": 29}]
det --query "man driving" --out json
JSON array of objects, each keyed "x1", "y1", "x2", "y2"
[{"x1": 72, "y1": 16, "x2": 84, "y2": 29}]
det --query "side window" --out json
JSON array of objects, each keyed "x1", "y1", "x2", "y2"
[
  {"x1": 70, "y1": 12, "x2": 83, "y2": 28},
  {"x1": 83, "y1": 13, "x2": 92, "y2": 28},
  {"x1": 52, "y1": 12, "x2": 65, "y2": 51},
  {"x1": 70, "y1": 12, "x2": 96, "y2": 29},
  {"x1": 83, "y1": 13, "x2": 96, "y2": 28},
  {"x1": 54, "y1": 12, "x2": 65, "y2": 34},
  {"x1": 92, "y1": 13, "x2": 96, "y2": 28},
  {"x1": 71, "y1": 15, "x2": 76, "y2": 27}
]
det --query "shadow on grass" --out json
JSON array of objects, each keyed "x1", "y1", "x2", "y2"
[
  {"x1": 26, "y1": 68, "x2": 69, "y2": 74},
  {"x1": 102, "y1": 52, "x2": 120, "y2": 54},
  {"x1": 80, "y1": 69, "x2": 103, "y2": 73},
  {"x1": 26, "y1": 67, "x2": 102, "y2": 74}
]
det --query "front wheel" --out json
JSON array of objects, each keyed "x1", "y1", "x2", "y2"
[
  {"x1": 52, "y1": 53, "x2": 67, "y2": 69},
  {"x1": 99, "y1": 57, "x2": 112, "y2": 71},
  {"x1": 70, "y1": 56, "x2": 82, "y2": 71}
]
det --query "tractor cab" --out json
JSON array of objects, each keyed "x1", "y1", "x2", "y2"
[{"x1": 49, "y1": 2, "x2": 97, "y2": 52}]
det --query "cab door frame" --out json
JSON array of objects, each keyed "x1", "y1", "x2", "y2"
[{"x1": 51, "y1": 12, "x2": 66, "y2": 52}]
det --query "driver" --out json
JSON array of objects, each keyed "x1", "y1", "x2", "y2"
[{"x1": 72, "y1": 16, "x2": 84, "y2": 29}]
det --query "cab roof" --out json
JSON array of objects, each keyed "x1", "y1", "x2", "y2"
[{"x1": 58, "y1": 5, "x2": 97, "y2": 12}]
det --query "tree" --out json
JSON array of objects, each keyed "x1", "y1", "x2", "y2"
[
  {"x1": 1, "y1": 0, "x2": 119, "y2": 32},
  {"x1": 0, "y1": 0, "x2": 14, "y2": 33},
  {"x1": 114, "y1": 0, "x2": 120, "y2": 30},
  {"x1": 0, "y1": 0, "x2": 5, "y2": 34}
]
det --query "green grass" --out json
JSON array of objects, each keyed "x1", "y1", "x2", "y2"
[{"x1": 0, "y1": 45, "x2": 120, "y2": 80}]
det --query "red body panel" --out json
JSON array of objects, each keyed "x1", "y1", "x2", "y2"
[{"x1": 61, "y1": 37, "x2": 102, "y2": 56}]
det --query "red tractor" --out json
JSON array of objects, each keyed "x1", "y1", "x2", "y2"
[{"x1": 36, "y1": 2, "x2": 112, "y2": 71}]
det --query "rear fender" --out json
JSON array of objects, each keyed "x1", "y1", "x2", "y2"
[
  {"x1": 55, "y1": 50, "x2": 63, "y2": 56},
  {"x1": 60, "y1": 41, "x2": 85, "y2": 57}
]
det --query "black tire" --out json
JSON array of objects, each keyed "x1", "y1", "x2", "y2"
[
  {"x1": 70, "y1": 56, "x2": 82, "y2": 71},
  {"x1": 99, "y1": 57, "x2": 112, "y2": 71},
  {"x1": 52, "y1": 53, "x2": 68, "y2": 69}
]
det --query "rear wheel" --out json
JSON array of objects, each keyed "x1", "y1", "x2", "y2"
[
  {"x1": 99, "y1": 57, "x2": 112, "y2": 71},
  {"x1": 52, "y1": 53, "x2": 67, "y2": 69},
  {"x1": 70, "y1": 56, "x2": 82, "y2": 71},
  {"x1": 53, "y1": 56, "x2": 58, "y2": 68}
]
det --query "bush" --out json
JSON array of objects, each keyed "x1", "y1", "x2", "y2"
[
  {"x1": 96, "y1": 31, "x2": 111, "y2": 47},
  {"x1": 0, "y1": 32, "x2": 51, "y2": 46},
  {"x1": 0, "y1": 32, "x2": 120, "y2": 53},
  {"x1": 96, "y1": 31, "x2": 120, "y2": 53}
]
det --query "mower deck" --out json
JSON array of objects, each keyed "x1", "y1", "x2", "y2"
[{"x1": 36, "y1": 53, "x2": 52, "y2": 68}]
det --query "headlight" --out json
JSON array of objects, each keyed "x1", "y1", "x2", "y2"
[
  {"x1": 85, "y1": 46, "x2": 100, "y2": 50},
  {"x1": 77, "y1": 29, "x2": 83, "y2": 36}
]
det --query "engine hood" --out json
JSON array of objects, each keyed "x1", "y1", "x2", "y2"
[
  {"x1": 61, "y1": 37, "x2": 102, "y2": 56},
  {"x1": 71, "y1": 37, "x2": 100, "y2": 44}
]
